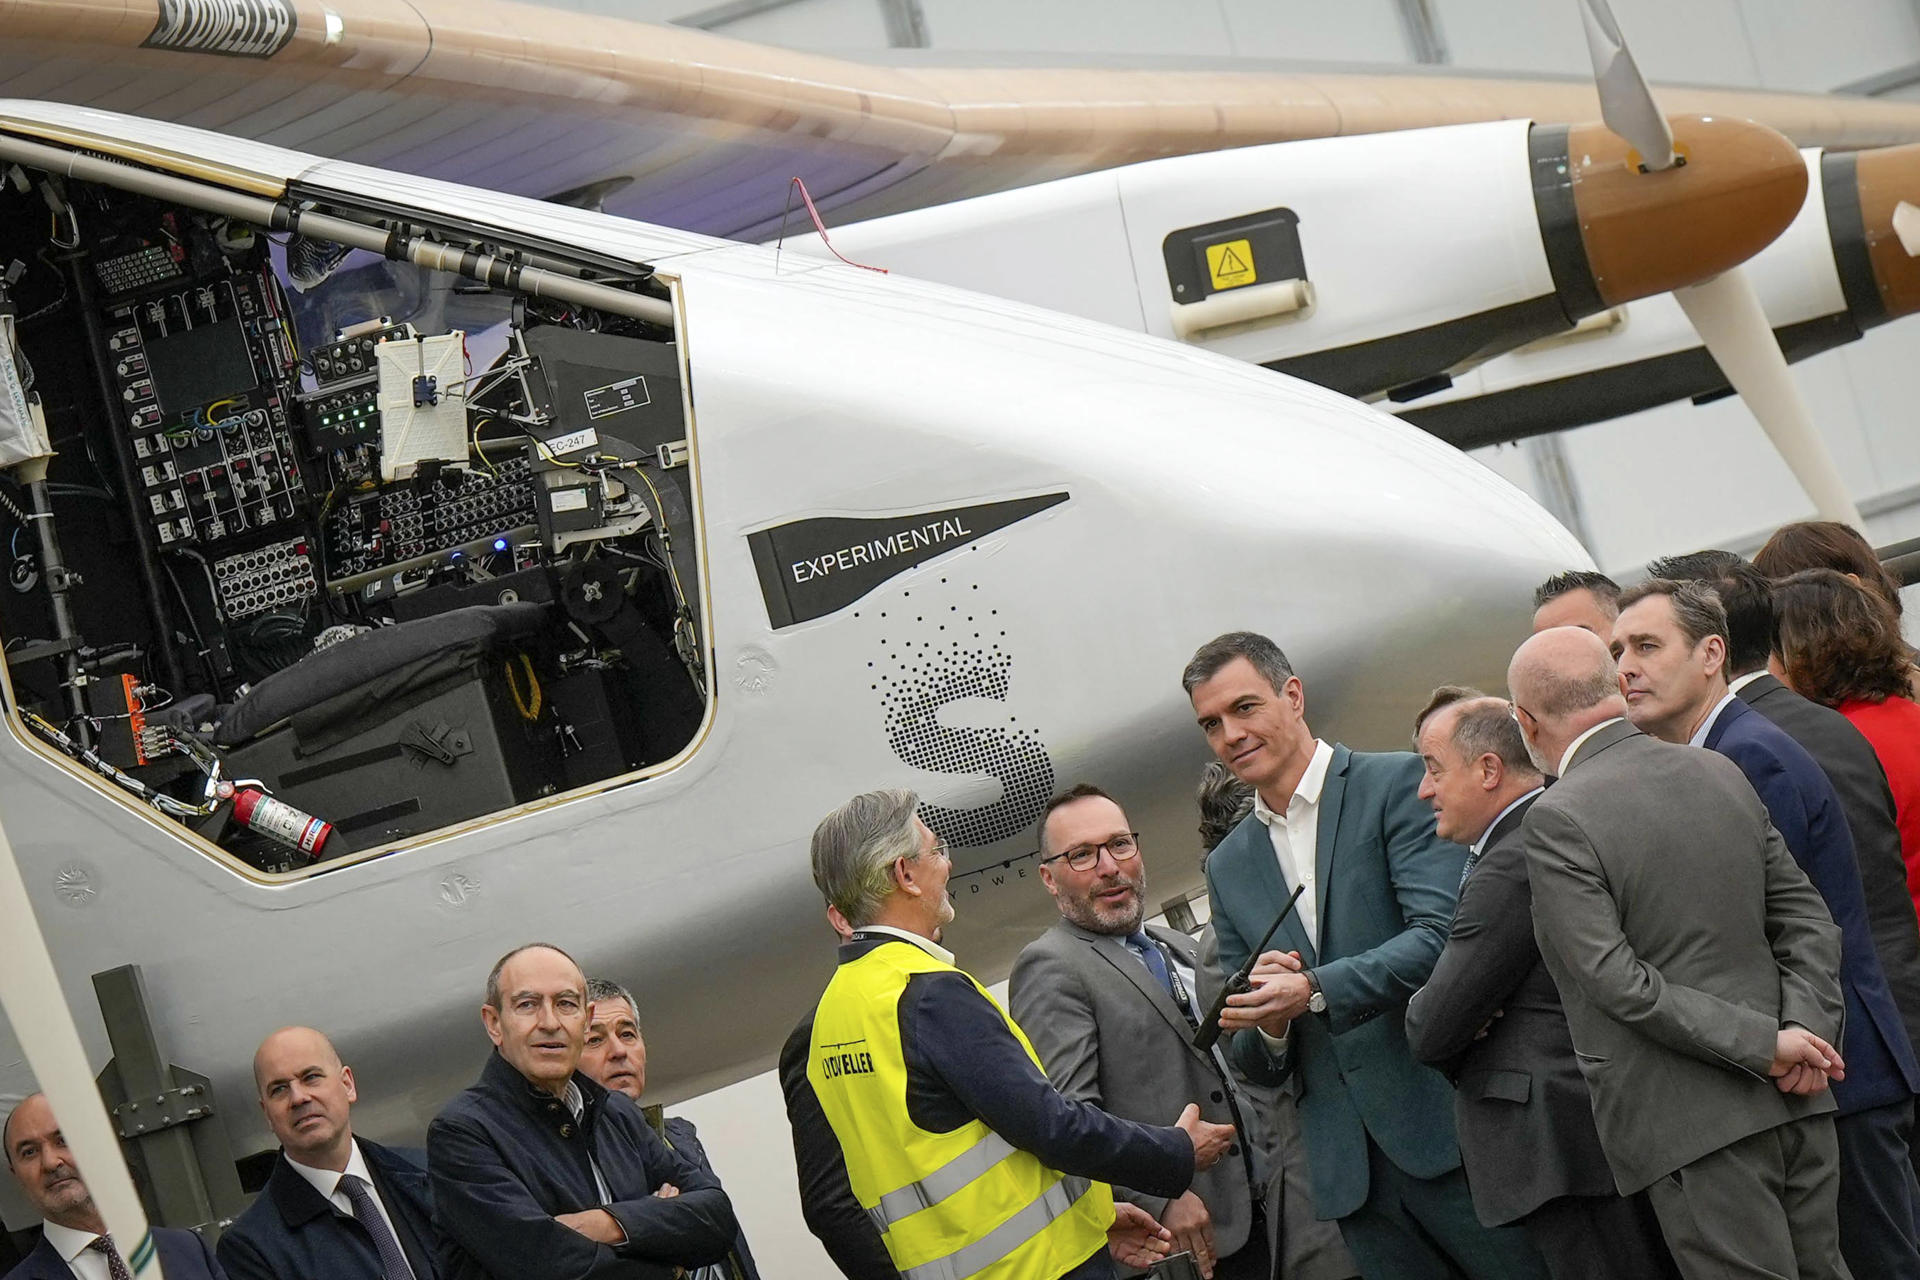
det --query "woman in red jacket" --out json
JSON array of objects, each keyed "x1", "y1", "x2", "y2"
[{"x1": 1775, "y1": 569, "x2": 1920, "y2": 913}]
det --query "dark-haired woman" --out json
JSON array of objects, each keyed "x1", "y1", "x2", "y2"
[{"x1": 1775, "y1": 569, "x2": 1920, "y2": 917}]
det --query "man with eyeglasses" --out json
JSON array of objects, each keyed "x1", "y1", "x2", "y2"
[
  {"x1": 1010, "y1": 784, "x2": 1269, "y2": 1280},
  {"x1": 806, "y1": 789, "x2": 1234, "y2": 1280}
]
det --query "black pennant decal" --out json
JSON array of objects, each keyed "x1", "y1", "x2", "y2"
[{"x1": 747, "y1": 492, "x2": 1069, "y2": 629}]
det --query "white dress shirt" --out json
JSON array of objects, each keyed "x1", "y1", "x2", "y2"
[
  {"x1": 285, "y1": 1139, "x2": 411, "y2": 1252},
  {"x1": 855, "y1": 923, "x2": 955, "y2": 966},
  {"x1": 1251, "y1": 738, "x2": 1335, "y2": 948},
  {"x1": 1729, "y1": 670, "x2": 1767, "y2": 695},
  {"x1": 1687, "y1": 690, "x2": 1740, "y2": 747},
  {"x1": 40, "y1": 1221, "x2": 117, "y2": 1280},
  {"x1": 1560, "y1": 716, "x2": 1626, "y2": 776},
  {"x1": 558, "y1": 1081, "x2": 616, "y2": 1205}
]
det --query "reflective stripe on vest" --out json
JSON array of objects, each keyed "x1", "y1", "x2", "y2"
[
  {"x1": 866, "y1": 1130, "x2": 1019, "y2": 1234},
  {"x1": 897, "y1": 1176, "x2": 1097, "y2": 1280},
  {"x1": 809, "y1": 939, "x2": 1114, "y2": 1280}
]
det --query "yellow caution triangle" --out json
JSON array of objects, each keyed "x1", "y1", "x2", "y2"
[{"x1": 1205, "y1": 239, "x2": 1257, "y2": 291}]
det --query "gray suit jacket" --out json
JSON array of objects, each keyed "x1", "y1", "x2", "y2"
[
  {"x1": 1010, "y1": 920, "x2": 1261, "y2": 1262},
  {"x1": 1525, "y1": 720, "x2": 1845, "y2": 1195},
  {"x1": 1405, "y1": 794, "x2": 1616, "y2": 1226}
]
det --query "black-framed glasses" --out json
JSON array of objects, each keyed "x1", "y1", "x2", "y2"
[{"x1": 1041, "y1": 833, "x2": 1142, "y2": 872}]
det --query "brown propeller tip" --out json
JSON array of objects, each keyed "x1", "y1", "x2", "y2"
[{"x1": 1562, "y1": 113, "x2": 1807, "y2": 307}]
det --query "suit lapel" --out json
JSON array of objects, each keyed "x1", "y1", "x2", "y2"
[
  {"x1": 1080, "y1": 927, "x2": 1195, "y2": 1044},
  {"x1": 1704, "y1": 695, "x2": 1749, "y2": 750},
  {"x1": 1311, "y1": 746, "x2": 1351, "y2": 952}
]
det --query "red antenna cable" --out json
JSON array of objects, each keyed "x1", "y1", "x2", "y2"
[{"x1": 775, "y1": 176, "x2": 887, "y2": 274}]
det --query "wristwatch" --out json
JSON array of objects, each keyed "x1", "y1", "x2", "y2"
[{"x1": 1304, "y1": 970, "x2": 1327, "y2": 1015}]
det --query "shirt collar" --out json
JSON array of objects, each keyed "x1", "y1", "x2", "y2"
[
  {"x1": 1729, "y1": 670, "x2": 1767, "y2": 694},
  {"x1": 42, "y1": 1220, "x2": 103, "y2": 1264},
  {"x1": 284, "y1": 1137, "x2": 371, "y2": 1202},
  {"x1": 1472, "y1": 787, "x2": 1545, "y2": 857},
  {"x1": 1560, "y1": 716, "x2": 1625, "y2": 776},
  {"x1": 855, "y1": 923, "x2": 955, "y2": 966},
  {"x1": 1252, "y1": 739, "x2": 1334, "y2": 825},
  {"x1": 1687, "y1": 690, "x2": 1740, "y2": 748}
]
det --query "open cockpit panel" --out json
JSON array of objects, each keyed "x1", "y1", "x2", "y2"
[{"x1": 0, "y1": 159, "x2": 707, "y2": 875}]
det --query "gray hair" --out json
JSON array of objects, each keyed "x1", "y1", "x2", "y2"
[
  {"x1": 1196, "y1": 761, "x2": 1254, "y2": 856},
  {"x1": 1617, "y1": 578, "x2": 1729, "y2": 651},
  {"x1": 811, "y1": 789, "x2": 925, "y2": 928},
  {"x1": 1411, "y1": 684, "x2": 1486, "y2": 743},
  {"x1": 1182, "y1": 632, "x2": 1296, "y2": 696},
  {"x1": 586, "y1": 977, "x2": 641, "y2": 1028},
  {"x1": 1445, "y1": 697, "x2": 1541, "y2": 779}
]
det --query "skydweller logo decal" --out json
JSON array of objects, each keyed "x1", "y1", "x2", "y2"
[
  {"x1": 747, "y1": 493, "x2": 1068, "y2": 628},
  {"x1": 144, "y1": 0, "x2": 297, "y2": 57}
]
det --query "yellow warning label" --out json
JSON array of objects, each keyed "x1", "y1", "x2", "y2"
[{"x1": 1206, "y1": 239, "x2": 1257, "y2": 291}]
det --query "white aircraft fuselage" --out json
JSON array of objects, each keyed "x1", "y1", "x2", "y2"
[{"x1": 0, "y1": 103, "x2": 1585, "y2": 1168}]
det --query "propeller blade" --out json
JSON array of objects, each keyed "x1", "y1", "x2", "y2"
[
  {"x1": 1673, "y1": 268, "x2": 1863, "y2": 529},
  {"x1": 1576, "y1": 0, "x2": 1677, "y2": 171},
  {"x1": 0, "y1": 815, "x2": 168, "y2": 1276}
]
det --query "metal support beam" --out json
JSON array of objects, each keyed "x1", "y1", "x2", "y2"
[
  {"x1": 1523, "y1": 434, "x2": 1596, "y2": 554},
  {"x1": 877, "y1": 0, "x2": 929, "y2": 48},
  {"x1": 674, "y1": 0, "x2": 808, "y2": 30},
  {"x1": 1834, "y1": 61, "x2": 1920, "y2": 97},
  {"x1": 92, "y1": 966, "x2": 245, "y2": 1237},
  {"x1": 1396, "y1": 0, "x2": 1450, "y2": 65}
]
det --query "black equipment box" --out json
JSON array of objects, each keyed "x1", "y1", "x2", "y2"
[{"x1": 222, "y1": 662, "x2": 556, "y2": 847}]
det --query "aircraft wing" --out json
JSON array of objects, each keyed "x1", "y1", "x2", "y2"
[{"x1": 9, "y1": 0, "x2": 1920, "y2": 237}]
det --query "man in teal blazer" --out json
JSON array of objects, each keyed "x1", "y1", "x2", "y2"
[{"x1": 1185, "y1": 632, "x2": 1545, "y2": 1280}]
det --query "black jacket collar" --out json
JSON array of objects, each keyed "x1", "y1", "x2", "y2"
[
  {"x1": 477, "y1": 1049, "x2": 607, "y2": 1144},
  {"x1": 266, "y1": 1138, "x2": 429, "y2": 1229},
  {"x1": 1481, "y1": 791, "x2": 1540, "y2": 852}
]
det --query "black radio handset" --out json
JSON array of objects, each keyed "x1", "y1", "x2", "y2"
[{"x1": 1192, "y1": 883, "x2": 1306, "y2": 1051}]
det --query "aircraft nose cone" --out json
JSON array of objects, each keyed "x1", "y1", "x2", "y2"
[
  {"x1": 1542, "y1": 113, "x2": 1806, "y2": 310},
  {"x1": 1828, "y1": 141, "x2": 1920, "y2": 322}
]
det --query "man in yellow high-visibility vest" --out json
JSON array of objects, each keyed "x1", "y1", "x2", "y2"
[{"x1": 806, "y1": 788, "x2": 1236, "y2": 1280}]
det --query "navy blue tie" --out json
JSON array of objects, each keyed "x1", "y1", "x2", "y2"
[
  {"x1": 341, "y1": 1174, "x2": 416, "y2": 1280},
  {"x1": 1126, "y1": 931, "x2": 1175, "y2": 999}
]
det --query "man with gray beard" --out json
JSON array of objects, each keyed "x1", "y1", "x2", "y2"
[{"x1": 1011, "y1": 784, "x2": 1269, "y2": 1280}]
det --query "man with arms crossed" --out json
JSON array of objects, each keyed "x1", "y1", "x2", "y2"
[
  {"x1": 428, "y1": 943, "x2": 738, "y2": 1280},
  {"x1": 1508, "y1": 626, "x2": 1849, "y2": 1280}
]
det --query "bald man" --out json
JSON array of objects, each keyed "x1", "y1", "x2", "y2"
[
  {"x1": 1507, "y1": 627, "x2": 1850, "y2": 1280},
  {"x1": 215, "y1": 1028, "x2": 439, "y2": 1280}
]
